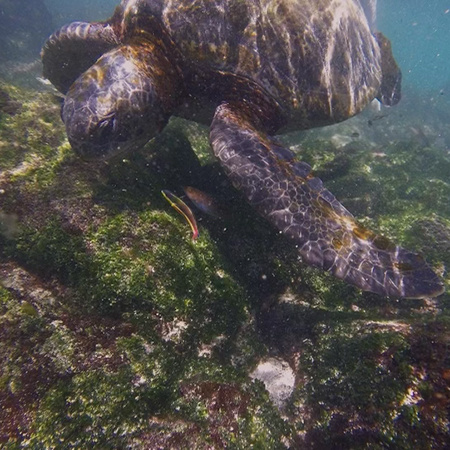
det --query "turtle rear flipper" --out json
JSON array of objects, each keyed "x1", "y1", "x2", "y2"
[
  {"x1": 42, "y1": 21, "x2": 119, "y2": 93},
  {"x1": 210, "y1": 102, "x2": 444, "y2": 299}
]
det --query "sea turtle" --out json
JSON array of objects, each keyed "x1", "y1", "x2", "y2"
[{"x1": 41, "y1": 0, "x2": 444, "y2": 298}]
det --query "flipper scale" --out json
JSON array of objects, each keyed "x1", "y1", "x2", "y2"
[
  {"x1": 210, "y1": 103, "x2": 444, "y2": 299},
  {"x1": 42, "y1": 21, "x2": 119, "y2": 93}
]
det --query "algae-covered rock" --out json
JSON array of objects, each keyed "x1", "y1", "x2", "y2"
[
  {"x1": 0, "y1": 81, "x2": 449, "y2": 448},
  {"x1": 292, "y1": 320, "x2": 449, "y2": 448}
]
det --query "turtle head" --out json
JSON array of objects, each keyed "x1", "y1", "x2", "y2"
[{"x1": 63, "y1": 44, "x2": 176, "y2": 160}]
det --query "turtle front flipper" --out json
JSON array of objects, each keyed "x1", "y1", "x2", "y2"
[
  {"x1": 42, "y1": 22, "x2": 119, "y2": 94},
  {"x1": 210, "y1": 103, "x2": 444, "y2": 299}
]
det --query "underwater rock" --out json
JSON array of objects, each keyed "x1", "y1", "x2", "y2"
[
  {"x1": 250, "y1": 357, "x2": 296, "y2": 410},
  {"x1": 407, "y1": 216, "x2": 450, "y2": 266},
  {"x1": 0, "y1": 211, "x2": 18, "y2": 239},
  {"x1": 0, "y1": 262, "x2": 61, "y2": 314},
  {"x1": 0, "y1": 89, "x2": 21, "y2": 116}
]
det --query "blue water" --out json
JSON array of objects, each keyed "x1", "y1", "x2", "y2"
[
  {"x1": 44, "y1": 0, "x2": 117, "y2": 25},
  {"x1": 378, "y1": 0, "x2": 450, "y2": 93}
]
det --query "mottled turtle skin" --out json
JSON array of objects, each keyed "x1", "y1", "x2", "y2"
[{"x1": 42, "y1": 0, "x2": 444, "y2": 298}]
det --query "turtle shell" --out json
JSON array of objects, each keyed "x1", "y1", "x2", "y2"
[
  {"x1": 121, "y1": 0, "x2": 384, "y2": 127},
  {"x1": 43, "y1": 0, "x2": 396, "y2": 128}
]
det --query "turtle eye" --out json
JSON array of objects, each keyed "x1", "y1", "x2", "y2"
[{"x1": 95, "y1": 114, "x2": 116, "y2": 138}]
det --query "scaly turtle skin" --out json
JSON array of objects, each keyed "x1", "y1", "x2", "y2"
[{"x1": 41, "y1": 0, "x2": 444, "y2": 298}]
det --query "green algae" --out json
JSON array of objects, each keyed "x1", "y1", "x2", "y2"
[
  {"x1": 13, "y1": 219, "x2": 90, "y2": 285},
  {"x1": 83, "y1": 209, "x2": 248, "y2": 340},
  {"x1": 1, "y1": 81, "x2": 449, "y2": 448},
  {"x1": 9, "y1": 204, "x2": 250, "y2": 338},
  {"x1": 0, "y1": 284, "x2": 13, "y2": 307},
  {"x1": 0, "y1": 83, "x2": 67, "y2": 175},
  {"x1": 0, "y1": 284, "x2": 55, "y2": 442},
  {"x1": 27, "y1": 369, "x2": 146, "y2": 449},
  {"x1": 290, "y1": 320, "x2": 449, "y2": 448},
  {"x1": 169, "y1": 118, "x2": 214, "y2": 166},
  {"x1": 300, "y1": 324, "x2": 412, "y2": 413}
]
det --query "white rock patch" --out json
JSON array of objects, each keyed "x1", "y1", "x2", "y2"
[{"x1": 250, "y1": 357, "x2": 295, "y2": 410}]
